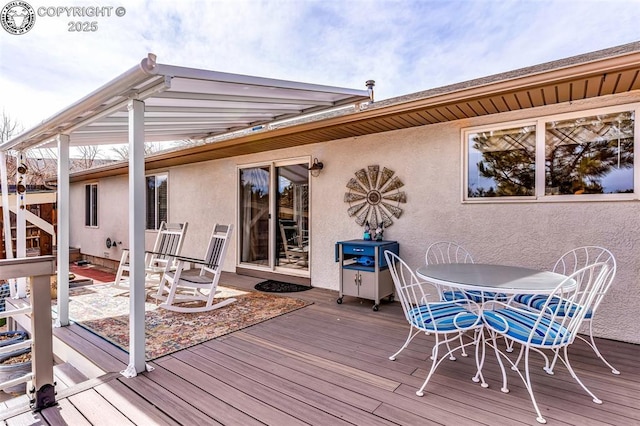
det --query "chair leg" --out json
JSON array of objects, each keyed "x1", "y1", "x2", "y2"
[
  {"x1": 389, "y1": 326, "x2": 423, "y2": 361},
  {"x1": 504, "y1": 336, "x2": 514, "y2": 352},
  {"x1": 523, "y1": 348, "x2": 548, "y2": 424},
  {"x1": 471, "y1": 329, "x2": 488, "y2": 388},
  {"x1": 416, "y1": 332, "x2": 474, "y2": 397},
  {"x1": 456, "y1": 333, "x2": 469, "y2": 358},
  {"x1": 163, "y1": 276, "x2": 180, "y2": 307},
  {"x1": 112, "y1": 251, "x2": 130, "y2": 289},
  {"x1": 555, "y1": 346, "x2": 603, "y2": 405},
  {"x1": 544, "y1": 326, "x2": 619, "y2": 376},
  {"x1": 487, "y1": 330, "x2": 511, "y2": 394},
  {"x1": 582, "y1": 323, "x2": 620, "y2": 375},
  {"x1": 153, "y1": 273, "x2": 172, "y2": 303},
  {"x1": 444, "y1": 336, "x2": 457, "y2": 361},
  {"x1": 417, "y1": 333, "x2": 447, "y2": 396},
  {"x1": 489, "y1": 335, "x2": 547, "y2": 424}
]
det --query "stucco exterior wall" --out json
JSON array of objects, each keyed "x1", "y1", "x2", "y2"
[
  {"x1": 70, "y1": 91, "x2": 640, "y2": 344},
  {"x1": 70, "y1": 174, "x2": 130, "y2": 263}
]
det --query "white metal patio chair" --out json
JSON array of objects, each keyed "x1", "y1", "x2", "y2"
[
  {"x1": 483, "y1": 262, "x2": 611, "y2": 424},
  {"x1": 384, "y1": 250, "x2": 485, "y2": 395},
  {"x1": 424, "y1": 241, "x2": 506, "y2": 360},
  {"x1": 153, "y1": 224, "x2": 235, "y2": 313},
  {"x1": 113, "y1": 222, "x2": 188, "y2": 290},
  {"x1": 426, "y1": 241, "x2": 509, "y2": 303},
  {"x1": 511, "y1": 246, "x2": 619, "y2": 375},
  {"x1": 425, "y1": 241, "x2": 474, "y2": 302}
]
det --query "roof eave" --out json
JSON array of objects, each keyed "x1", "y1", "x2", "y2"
[{"x1": 69, "y1": 43, "x2": 640, "y2": 182}]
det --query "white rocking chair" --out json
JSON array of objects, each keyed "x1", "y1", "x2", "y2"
[
  {"x1": 153, "y1": 224, "x2": 234, "y2": 313},
  {"x1": 279, "y1": 220, "x2": 308, "y2": 265},
  {"x1": 113, "y1": 222, "x2": 188, "y2": 290}
]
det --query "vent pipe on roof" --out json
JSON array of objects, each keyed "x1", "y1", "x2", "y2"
[
  {"x1": 141, "y1": 53, "x2": 157, "y2": 73},
  {"x1": 366, "y1": 80, "x2": 375, "y2": 102}
]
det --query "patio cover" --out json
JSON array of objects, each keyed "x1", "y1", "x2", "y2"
[
  {"x1": 0, "y1": 53, "x2": 370, "y2": 377},
  {"x1": 1, "y1": 53, "x2": 370, "y2": 151}
]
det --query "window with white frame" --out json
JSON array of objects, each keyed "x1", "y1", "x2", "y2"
[
  {"x1": 146, "y1": 173, "x2": 168, "y2": 230},
  {"x1": 464, "y1": 105, "x2": 636, "y2": 201},
  {"x1": 84, "y1": 183, "x2": 98, "y2": 227}
]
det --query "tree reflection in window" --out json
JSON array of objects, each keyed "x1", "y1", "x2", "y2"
[
  {"x1": 468, "y1": 125, "x2": 536, "y2": 197},
  {"x1": 545, "y1": 111, "x2": 634, "y2": 195},
  {"x1": 467, "y1": 110, "x2": 635, "y2": 198}
]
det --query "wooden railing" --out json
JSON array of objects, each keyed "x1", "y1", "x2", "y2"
[{"x1": 0, "y1": 256, "x2": 56, "y2": 410}]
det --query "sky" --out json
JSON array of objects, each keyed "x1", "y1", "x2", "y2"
[{"x1": 1, "y1": 0, "x2": 640, "y2": 143}]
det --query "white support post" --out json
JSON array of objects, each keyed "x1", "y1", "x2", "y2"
[
  {"x1": 15, "y1": 151, "x2": 27, "y2": 297},
  {"x1": 0, "y1": 151, "x2": 14, "y2": 259},
  {"x1": 56, "y1": 134, "x2": 70, "y2": 327},
  {"x1": 30, "y1": 265, "x2": 56, "y2": 409},
  {"x1": 122, "y1": 98, "x2": 147, "y2": 378},
  {"x1": 0, "y1": 151, "x2": 17, "y2": 298}
]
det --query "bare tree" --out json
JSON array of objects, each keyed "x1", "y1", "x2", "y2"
[
  {"x1": 109, "y1": 144, "x2": 130, "y2": 161},
  {"x1": 110, "y1": 139, "x2": 200, "y2": 160},
  {"x1": 109, "y1": 142, "x2": 164, "y2": 160},
  {"x1": 0, "y1": 111, "x2": 23, "y2": 181},
  {"x1": 0, "y1": 110, "x2": 22, "y2": 144},
  {"x1": 1, "y1": 112, "x2": 113, "y2": 185},
  {"x1": 75, "y1": 145, "x2": 100, "y2": 169}
]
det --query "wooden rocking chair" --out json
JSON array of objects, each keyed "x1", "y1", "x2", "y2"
[
  {"x1": 152, "y1": 224, "x2": 235, "y2": 313},
  {"x1": 113, "y1": 221, "x2": 188, "y2": 290}
]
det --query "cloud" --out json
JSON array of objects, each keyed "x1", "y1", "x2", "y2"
[{"x1": 1, "y1": 0, "x2": 639, "y2": 130}]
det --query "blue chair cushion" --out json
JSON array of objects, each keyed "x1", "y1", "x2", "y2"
[
  {"x1": 441, "y1": 290, "x2": 466, "y2": 301},
  {"x1": 442, "y1": 289, "x2": 508, "y2": 303},
  {"x1": 512, "y1": 294, "x2": 592, "y2": 319},
  {"x1": 483, "y1": 308, "x2": 571, "y2": 346},
  {"x1": 408, "y1": 303, "x2": 479, "y2": 332}
]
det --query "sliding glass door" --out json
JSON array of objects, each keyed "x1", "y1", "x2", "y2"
[
  {"x1": 239, "y1": 166, "x2": 270, "y2": 266},
  {"x1": 238, "y1": 160, "x2": 309, "y2": 274}
]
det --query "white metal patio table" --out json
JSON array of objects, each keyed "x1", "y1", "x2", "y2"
[
  {"x1": 415, "y1": 263, "x2": 572, "y2": 296},
  {"x1": 415, "y1": 263, "x2": 574, "y2": 388}
]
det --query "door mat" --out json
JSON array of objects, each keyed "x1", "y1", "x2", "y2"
[{"x1": 254, "y1": 280, "x2": 312, "y2": 293}]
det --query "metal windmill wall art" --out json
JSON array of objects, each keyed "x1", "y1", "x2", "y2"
[{"x1": 344, "y1": 165, "x2": 407, "y2": 228}]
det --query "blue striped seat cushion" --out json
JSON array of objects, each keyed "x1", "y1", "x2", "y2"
[
  {"x1": 442, "y1": 290, "x2": 509, "y2": 303},
  {"x1": 512, "y1": 294, "x2": 592, "y2": 319},
  {"x1": 408, "y1": 303, "x2": 479, "y2": 332},
  {"x1": 483, "y1": 308, "x2": 571, "y2": 346}
]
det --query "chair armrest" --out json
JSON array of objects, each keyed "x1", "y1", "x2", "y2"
[{"x1": 166, "y1": 253, "x2": 218, "y2": 269}]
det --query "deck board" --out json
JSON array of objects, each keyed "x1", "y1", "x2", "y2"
[
  {"x1": 1, "y1": 274, "x2": 639, "y2": 425},
  {"x1": 116, "y1": 373, "x2": 222, "y2": 425},
  {"x1": 190, "y1": 341, "x2": 384, "y2": 413},
  {"x1": 66, "y1": 389, "x2": 135, "y2": 426},
  {"x1": 153, "y1": 356, "x2": 326, "y2": 425},
  {"x1": 41, "y1": 398, "x2": 91, "y2": 426},
  {"x1": 92, "y1": 380, "x2": 181, "y2": 426},
  {"x1": 175, "y1": 344, "x2": 395, "y2": 425}
]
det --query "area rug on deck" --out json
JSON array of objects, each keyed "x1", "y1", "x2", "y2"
[
  {"x1": 254, "y1": 280, "x2": 312, "y2": 293},
  {"x1": 52, "y1": 284, "x2": 311, "y2": 361}
]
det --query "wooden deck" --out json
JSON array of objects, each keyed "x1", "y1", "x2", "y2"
[{"x1": 2, "y1": 272, "x2": 639, "y2": 425}]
